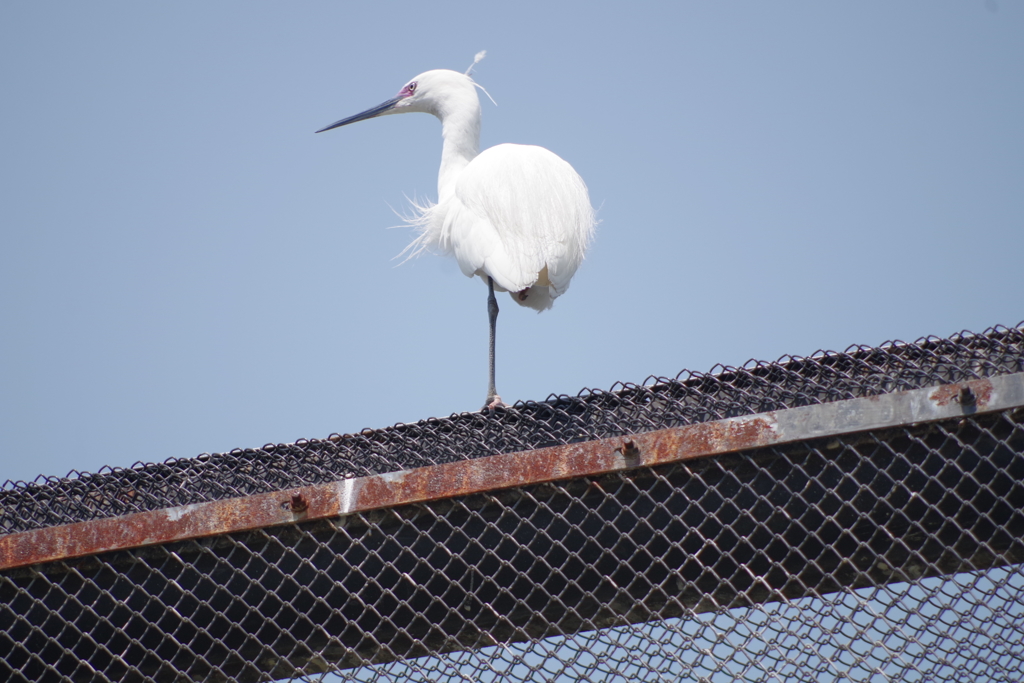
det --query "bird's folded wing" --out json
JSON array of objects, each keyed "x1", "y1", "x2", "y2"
[{"x1": 451, "y1": 143, "x2": 594, "y2": 295}]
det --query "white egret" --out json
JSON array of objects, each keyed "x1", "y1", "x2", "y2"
[{"x1": 317, "y1": 54, "x2": 595, "y2": 410}]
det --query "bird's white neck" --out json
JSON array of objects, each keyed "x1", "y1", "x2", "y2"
[{"x1": 436, "y1": 99, "x2": 481, "y2": 202}]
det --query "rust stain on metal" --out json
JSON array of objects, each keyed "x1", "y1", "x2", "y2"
[
  {"x1": 972, "y1": 379, "x2": 993, "y2": 407},
  {"x1": 0, "y1": 483, "x2": 341, "y2": 571},
  {"x1": 930, "y1": 383, "x2": 960, "y2": 407},
  {"x1": 930, "y1": 378, "x2": 993, "y2": 408},
  {"x1": 642, "y1": 415, "x2": 778, "y2": 466},
  {"x1": 350, "y1": 439, "x2": 626, "y2": 512}
]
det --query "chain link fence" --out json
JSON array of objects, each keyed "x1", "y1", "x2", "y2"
[{"x1": 2, "y1": 323, "x2": 1023, "y2": 681}]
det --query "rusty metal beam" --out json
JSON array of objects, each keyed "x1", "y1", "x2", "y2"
[{"x1": 2, "y1": 373, "x2": 1023, "y2": 571}]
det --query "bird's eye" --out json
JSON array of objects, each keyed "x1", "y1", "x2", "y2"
[{"x1": 408, "y1": 82, "x2": 417, "y2": 92}]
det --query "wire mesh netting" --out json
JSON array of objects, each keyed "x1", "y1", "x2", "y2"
[
  {"x1": 3, "y1": 323, "x2": 1023, "y2": 535},
  {"x1": 1, "y1": 322, "x2": 1023, "y2": 682}
]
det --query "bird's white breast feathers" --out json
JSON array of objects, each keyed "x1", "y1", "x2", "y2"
[{"x1": 409, "y1": 143, "x2": 594, "y2": 310}]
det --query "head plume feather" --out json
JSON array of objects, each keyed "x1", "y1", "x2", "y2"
[
  {"x1": 464, "y1": 51, "x2": 498, "y2": 107},
  {"x1": 465, "y1": 51, "x2": 487, "y2": 76}
]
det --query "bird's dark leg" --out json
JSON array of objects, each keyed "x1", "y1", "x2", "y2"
[{"x1": 484, "y1": 277, "x2": 506, "y2": 410}]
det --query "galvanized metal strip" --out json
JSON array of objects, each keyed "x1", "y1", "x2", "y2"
[{"x1": 2, "y1": 373, "x2": 1023, "y2": 571}]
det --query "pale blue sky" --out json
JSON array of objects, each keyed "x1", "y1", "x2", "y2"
[{"x1": 2, "y1": 1, "x2": 1022, "y2": 485}]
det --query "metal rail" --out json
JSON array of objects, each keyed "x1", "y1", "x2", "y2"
[{"x1": 4, "y1": 373, "x2": 1022, "y2": 571}]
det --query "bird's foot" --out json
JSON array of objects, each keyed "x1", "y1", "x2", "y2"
[{"x1": 482, "y1": 394, "x2": 507, "y2": 411}]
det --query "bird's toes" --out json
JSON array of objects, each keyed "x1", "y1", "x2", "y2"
[
  {"x1": 482, "y1": 395, "x2": 508, "y2": 412},
  {"x1": 517, "y1": 288, "x2": 530, "y2": 302}
]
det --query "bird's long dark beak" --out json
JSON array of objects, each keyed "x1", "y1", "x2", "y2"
[{"x1": 315, "y1": 96, "x2": 404, "y2": 133}]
